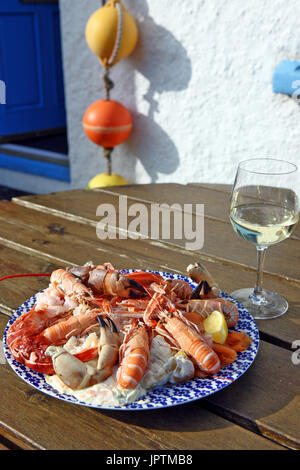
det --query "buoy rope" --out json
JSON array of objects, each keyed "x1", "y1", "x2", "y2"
[
  {"x1": 108, "y1": 1, "x2": 124, "y2": 67},
  {"x1": 101, "y1": 69, "x2": 114, "y2": 101},
  {"x1": 103, "y1": 147, "x2": 113, "y2": 175},
  {"x1": 100, "y1": 1, "x2": 123, "y2": 101},
  {"x1": 99, "y1": 0, "x2": 124, "y2": 175}
]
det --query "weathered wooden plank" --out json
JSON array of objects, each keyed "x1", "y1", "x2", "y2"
[
  {"x1": 11, "y1": 184, "x2": 235, "y2": 227},
  {"x1": 12, "y1": 191, "x2": 300, "y2": 283},
  {"x1": 204, "y1": 340, "x2": 300, "y2": 449},
  {"x1": 0, "y1": 424, "x2": 41, "y2": 450},
  {"x1": 96, "y1": 183, "x2": 233, "y2": 222},
  {"x1": 0, "y1": 245, "x2": 61, "y2": 314},
  {"x1": 95, "y1": 183, "x2": 300, "y2": 246},
  {"x1": 0, "y1": 315, "x2": 285, "y2": 450},
  {"x1": 0, "y1": 200, "x2": 187, "y2": 274},
  {"x1": 0, "y1": 200, "x2": 298, "y2": 348}
]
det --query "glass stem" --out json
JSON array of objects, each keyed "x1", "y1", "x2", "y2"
[{"x1": 251, "y1": 246, "x2": 267, "y2": 304}]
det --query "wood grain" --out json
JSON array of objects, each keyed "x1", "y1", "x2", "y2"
[
  {"x1": 13, "y1": 189, "x2": 300, "y2": 283},
  {"x1": 15, "y1": 182, "x2": 300, "y2": 240}
]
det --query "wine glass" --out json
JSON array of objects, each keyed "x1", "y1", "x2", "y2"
[{"x1": 229, "y1": 158, "x2": 299, "y2": 319}]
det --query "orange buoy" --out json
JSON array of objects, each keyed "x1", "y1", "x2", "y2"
[{"x1": 83, "y1": 99, "x2": 132, "y2": 147}]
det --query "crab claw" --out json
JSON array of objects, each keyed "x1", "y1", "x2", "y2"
[
  {"x1": 97, "y1": 315, "x2": 120, "y2": 371},
  {"x1": 106, "y1": 271, "x2": 148, "y2": 298},
  {"x1": 191, "y1": 280, "x2": 211, "y2": 299},
  {"x1": 47, "y1": 347, "x2": 92, "y2": 390},
  {"x1": 47, "y1": 346, "x2": 114, "y2": 389},
  {"x1": 187, "y1": 263, "x2": 221, "y2": 299},
  {"x1": 125, "y1": 276, "x2": 148, "y2": 298},
  {"x1": 67, "y1": 265, "x2": 92, "y2": 283},
  {"x1": 106, "y1": 316, "x2": 118, "y2": 333},
  {"x1": 87, "y1": 268, "x2": 147, "y2": 298}
]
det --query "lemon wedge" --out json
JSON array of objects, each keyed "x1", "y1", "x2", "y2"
[{"x1": 203, "y1": 310, "x2": 228, "y2": 344}]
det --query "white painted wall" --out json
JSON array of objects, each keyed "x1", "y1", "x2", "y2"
[{"x1": 11, "y1": 0, "x2": 300, "y2": 192}]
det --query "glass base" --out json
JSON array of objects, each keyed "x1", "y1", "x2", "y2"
[{"x1": 230, "y1": 288, "x2": 288, "y2": 320}]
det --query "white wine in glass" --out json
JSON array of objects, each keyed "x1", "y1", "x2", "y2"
[{"x1": 229, "y1": 158, "x2": 299, "y2": 319}]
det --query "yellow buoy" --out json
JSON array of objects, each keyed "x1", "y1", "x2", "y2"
[
  {"x1": 87, "y1": 172, "x2": 128, "y2": 189},
  {"x1": 85, "y1": 0, "x2": 138, "y2": 68}
]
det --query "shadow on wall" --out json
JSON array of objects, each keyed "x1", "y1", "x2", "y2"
[{"x1": 125, "y1": 0, "x2": 192, "y2": 183}]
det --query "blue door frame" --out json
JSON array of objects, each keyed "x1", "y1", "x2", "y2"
[{"x1": 0, "y1": 0, "x2": 66, "y2": 139}]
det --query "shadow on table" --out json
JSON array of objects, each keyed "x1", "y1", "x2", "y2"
[
  {"x1": 99, "y1": 351, "x2": 295, "y2": 434},
  {"x1": 0, "y1": 185, "x2": 33, "y2": 200},
  {"x1": 99, "y1": 400, "x2": 230, "y2": 433}
]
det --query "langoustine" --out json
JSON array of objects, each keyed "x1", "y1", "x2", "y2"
[
  {"x1": 177, "y1": 298, "x2": 239, "y2": 329},
  {"x1": 143, "y1": 292, "x2": 221, "y2": 375},
  {"x1": 116, "y1": 319, "x2": 152, "y2": 389}
]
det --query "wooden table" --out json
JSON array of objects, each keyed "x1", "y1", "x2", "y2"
[{"x1": 0, "y1": 183, "x2": 299, "y2": 451}]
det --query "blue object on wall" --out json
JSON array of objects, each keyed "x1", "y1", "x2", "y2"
[
  {"x1": 0, "y1": 0, "x2": 66, "y2": 138},
  {"x1": 272, "y1": 60, "x2": 300, "y2": 96}
]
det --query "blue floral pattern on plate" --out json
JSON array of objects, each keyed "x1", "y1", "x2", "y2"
[{"x1": 3, "y1": 270, "x2": 259, "y2": 410}]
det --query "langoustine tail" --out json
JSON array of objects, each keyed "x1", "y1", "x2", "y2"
[
  {"x1": 212, "y1": 342, "x2": 237, "y2": 366},
  {"x1": 225, "y1": 330, "x2": 252, "y2": 352}
]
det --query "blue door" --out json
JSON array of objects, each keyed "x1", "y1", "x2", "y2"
[{"x1": 0, "y1": 0, "x2": 66, "y2": 139}]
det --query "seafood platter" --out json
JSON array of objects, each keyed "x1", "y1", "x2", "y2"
[{"x1": 3, "y1": 262, "x2": 259, "y2": 410}]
